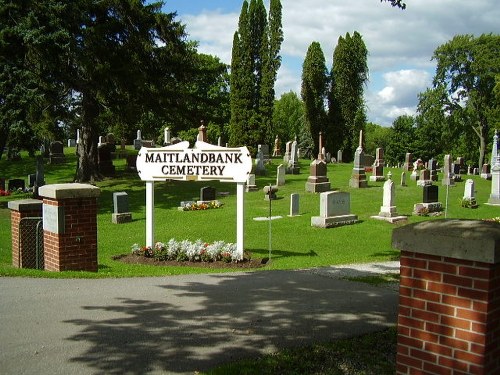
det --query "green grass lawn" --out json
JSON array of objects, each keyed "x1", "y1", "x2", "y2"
[{"x1": 0, "y1": 148, "x2": 497, "y2": 278}]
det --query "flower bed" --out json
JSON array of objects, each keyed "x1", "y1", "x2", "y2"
[
  {"x1": 179, "y1": 200, "x2": 223, "y2": 211},
  {"x1": 131, "y1": 239, "x2": 242, "y2": 263}
]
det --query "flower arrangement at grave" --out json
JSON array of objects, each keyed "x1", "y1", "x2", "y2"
[
  {"x1": 131, "y1": 239, "x2": 242, "y2": 263},
  {"x1": 483, "y1": 217, "x2": 500, "y2": 223},
  {"x1": 181, "y1": 200, "x2": 223, "y2": 211},
  {"x1": 0, "y1": 189, "x2": 11, "y2": 196},
  {"x1": 460, "y1": 197, "x2": 478, "y2": 208}
]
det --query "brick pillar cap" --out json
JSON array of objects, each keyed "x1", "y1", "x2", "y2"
[
  {"x1": 393, "y1": 219, "x2": 500, "y2": 264},
  {"x1": 39, "y1": 183, "x2": 100, "y2": 199},
  {"x1": 7, "y1": 199, "x2": 43, "y2": 212}
]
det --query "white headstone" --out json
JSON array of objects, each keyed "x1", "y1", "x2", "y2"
[
  {"x1": 217, "y1": 137, "x2": 222, "y2": 147},
  {"x1": 137, "y1": 129, "x2": 142, "y2": 140},
  {"x1": 337, "y1": 149, "x2": 343, "y2": 163},
  {"x1": 164, "y1": 127, "x2": 171, "y2": 145},
  {"x1": 76, "y1": 129, "x2": 81, "y2": 144},
  {"x1": 463, "y1": 179, "x2": 475, "y2": 199}
]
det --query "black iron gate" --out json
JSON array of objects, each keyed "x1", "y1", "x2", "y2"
[{"x1": 18, "y1": 217, "x2": 44, "y2": 269}]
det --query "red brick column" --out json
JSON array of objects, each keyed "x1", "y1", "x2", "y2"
[
  {"x1": 39, "y1": 183, "x2": 100, "y2": 272},
  {"x1": 393, "y1": 220, "x2": 500, "y2": 375},
  {"x1": 8, "y1": 199, "x2": 43, "y2": 267}
]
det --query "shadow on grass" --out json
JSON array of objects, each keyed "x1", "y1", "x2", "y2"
[{"x1": 63, "y1": 271, "x2": 398, "y2": 373}]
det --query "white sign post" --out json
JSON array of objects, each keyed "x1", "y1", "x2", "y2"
[{"x1": 136, "y1": 141, "x2": 252, "y2": 259}]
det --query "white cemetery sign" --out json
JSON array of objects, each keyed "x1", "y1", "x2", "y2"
[{"x1": 136, "y1": 141, "x2": 252, "y2": 259}]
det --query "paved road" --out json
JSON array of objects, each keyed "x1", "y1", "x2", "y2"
[{"x1": 0, "y1": 265, "x2": 399, "y2": 375}]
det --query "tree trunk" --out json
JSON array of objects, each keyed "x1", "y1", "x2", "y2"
[
  {"x1": 0, "y1": 127, "x2": 8, "y2": 161},
  {"x1": 75, "y1": 92, "x2": 101, "y2": 183}
]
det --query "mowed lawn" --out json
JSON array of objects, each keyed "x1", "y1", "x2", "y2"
[{"x1": 0, "y1": 148, "x2": 497, "y2": 278}]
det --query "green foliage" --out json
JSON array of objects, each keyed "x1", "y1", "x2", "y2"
[
  {"x1": 301, "y1": 41, "x2": 328, "y2": 156},
  {"x1": 272, "y1": 91, "x2": 305, "y2": 146},
  {"x1": 328, "y1": 32, "x2": 369, "y2": 161},
  {"x1": 229, "y1": 0, "x2": 282, "y2": 149},
  {"x1": 430, "y1": 33, "x2": 500, "y2": 167},
  {"x1": 364, "y1": 122, "x2": 392, "y2": 156},
  {"x1": 385, "y1": 115, "x2": 416, "y2": 166}
]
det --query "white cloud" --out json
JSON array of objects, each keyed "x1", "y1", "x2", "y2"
[{"x1": 173, "y1": 0, "x2": 500, "y2": 126}]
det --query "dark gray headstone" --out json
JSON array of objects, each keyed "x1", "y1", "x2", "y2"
[
  {"x1": 113, "y1": 192, "x2": 129, "y2": 214},
  {"x1": 98, "y1": 144, "x2": 115, "y2": 176},
  {"x1": 50, "y1": 141, "x2": 64, "y2": 155},
  {"x1": 8, "y1": 179, "x2": 25, "y2": 191},
  {"x1": 423, "y1": 185, "x2": 438, "y2": 203},
  {"x1": 28, "y1": 174, "x2": 36, "y2": 188},
  {"x1": 200, "y1": 186, "x2": 216, "y2": 201}
]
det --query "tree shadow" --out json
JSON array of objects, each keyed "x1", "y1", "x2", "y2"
[{"x1": 63, "y1": 270, "x2": 398, "y2": 374}]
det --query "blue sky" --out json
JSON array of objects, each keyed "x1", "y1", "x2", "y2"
[{"x1": 160, "y1": 0, "x2": 499, "y2": 126}]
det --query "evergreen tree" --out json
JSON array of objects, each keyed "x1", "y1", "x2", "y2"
[
  {"x1": 328, "y1": 32, "x2": 368, "y2": 162},
  {"x1": 301, "y1": 42, "x2": 328, "y2": 156},
  {"x1": 229, "y1": 0, "x2": 282, "y2": 149}
]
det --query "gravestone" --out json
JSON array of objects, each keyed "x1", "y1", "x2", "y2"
[
  {"x1": 289, "y1": 193, "x2": 300, "y2": 217},
  {"x1": 246, "y1": 174, "x2": 258, "y2": 192},
  {"x1": 276, "y1": 164, "x2": 285, "y2": 186},
  {"x1": 263, "y1": 185, "x2": 278, "y2": 201},
  {"x1": 311, "y1": 191, "x2": 358, "y2": 228},
  {"x1": 126, "y1": 155, "x2": 137, "y2": 171},
  {"x1": 217, "y1": 137, "x2": 222, "y2": 147},
  {"x1": 369, "y1": 147, "x2": 385, "y2": 181},
  {"x1": 199, "y1": 186, "x2": 216, "y2": 202},
  {"x1": 134, "y1": 129, "x2": 142, "y2": 150},
  {"x1": 463, "y1": 179, "x2": 477, "y2": 207},
  {"x1": 428, "y1": 158, "x2": 438, "y2": 181},
  {"x1": 272, "y1": 135, "x2": 281, "y2": 157},
  {"x1": 97, "y1": 143, "x2": 115, "y2": 176},
  {"x1": 49, "y1": 141, "x2": 66, "y2": 164},
  {"x1": 283, "y1": 141, "x2": 292, "y2": 165},
  {"x1": 8, "y1": 178, "x2": 25, "y2": 191},
  {"x1": 76, "y1": 129, "x2": 81, "y2": 144},
  {"x1": 260, "y1": 144, "x2": 270, "y2": 163},
  {"x1": 286, "y1": 138, "x2": 300, "y2": 174},
  {"x1": 371, "y1": 173, "x2": 407, "y2": 223},
  {"x1": 401, "y1": 171, "x2": 407, "y2": 187},
  {"x1": 423, "y1": 185, "x2": 438, "y2": 203},
  {"x1": 325, "y1": 152, "x2": 332, "y2": 163},
  {"x1": 254, "y1": 145, "x2": 267, "y2": 176},
  {"x1": 305, "y1": 159, "x2": 330, "y2": 193},
  {"x1": 481, "y1": 163, "x2": 492, "y2": 180},
  {"x1": 163, "y1": 127, "x2": 172, "y2": 146},
  {"x1": 349, "y1": 145, "x2": 367, "y2": 188},
  {"x1": 198, "y1": 121, "x2": 207, "y2": 142},
  {"x1": 337, "y1": 149, "x2": 343, "y2": 163},
  {"x1": 488, "y1": 131, "x2": 500, "y2": 204},
  {"x1": 442, "y1": 154, "x2": 455, "y2": 186},
  {"x1": 67, "y1": 139, "x2": 76, "y2": 147},
  {"x1": 417, "y1": 169, "x2": 432, "y2": 187},
  {"x1": 98, "y1": 136, "x2": 106, "y2": 146},
  {"x1": 403, "y1": 153, "x2": 413, "y2": 171},
  {"x1": 112, "y1": 192, "x2": 132, "y2": 224},
  {"x1": 28, "y1": 174, "x2": 36, "y2": 188},
  {"x1": 414, "y1": 184, "x2": 442, "y2": 214}
]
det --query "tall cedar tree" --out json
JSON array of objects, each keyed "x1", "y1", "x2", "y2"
[
  {"x1": 229, "y1": 0, "x2": 282, "y2": 150},
  {"x1": 328, "y1": 32, "x2": 368, "y2": 162},
  {"x1": 301, "y1": 42, "x2": 328, "y2": 156}
]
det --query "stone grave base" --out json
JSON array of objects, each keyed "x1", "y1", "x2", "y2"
[
  {"x1": 112, "y1": 212, "x2": 132, "y2": 224},
  {"x1": 305, "y1": 181, "x2": 331, "y2": 193},
  {"x1": 413, "y1": 202, "x2": 443, "y2": 214},
  {"x1": 416, "y1": 180, "x2": 432, "y2": 187},
  {"x1": 311, "y1": 214, "x2": 358, "y2": 228},
  {"x1": 49, "y1": 155, "x2": 66, "y2": 164},
  {"x1": 285, "y1": 166, "x2": 300, "y2": 175},
  {"x1": 486, "y1": 196, "x2": 500, "y2": 205},
  {"x1": 481, "y1": 173, "x2": 492, "y2": 180},
  {"x1": 246, "y1": 185, "x2": 258, "y2": 192},
  {"x1": 349, "y1": 174, "x2": 367, "y2": 188},
  {"x1": 369, "y1": 175, "x2": 386, "y2": 182},
  {"x1": 371, "y1": 214, "x2": 407, "y2": 224},
  {"x1": 253, "y1": 216, "x2": 283, "y2": 221}
]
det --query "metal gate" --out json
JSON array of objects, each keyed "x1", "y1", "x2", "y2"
[{"x1": 18, "y1": 217, "x2": 44, "y2": 269}]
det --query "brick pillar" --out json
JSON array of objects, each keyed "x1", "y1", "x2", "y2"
[
  {"x1": 39, "y1": 183, "x2": 100, "y2": 272},
  {"x1": 393, "y1": 219, "x2": 500, "y2": 375},
  {"x1": 8, "y1": 199, "x2": 43, "y2": 267}
]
